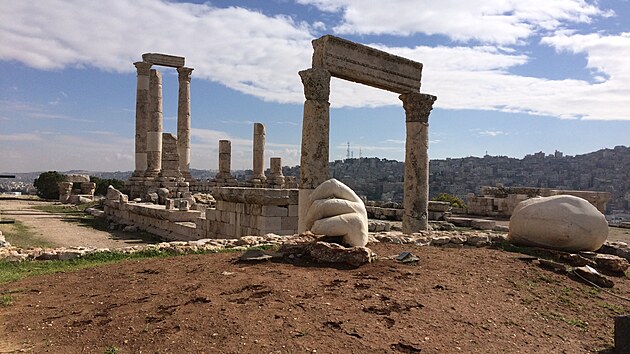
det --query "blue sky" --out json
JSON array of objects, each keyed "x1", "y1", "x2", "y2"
[{"x1": 1, "y1": 0, "x2": 629, "y2": 173}]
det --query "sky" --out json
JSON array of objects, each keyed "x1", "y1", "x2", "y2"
[{"x1": 1, "y1": 0, "x2": 629, "y2": 173}]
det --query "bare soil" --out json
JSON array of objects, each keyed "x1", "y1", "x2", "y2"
[
  {"x1": 1, "y1": 243, "x2": 629, "y2": 354},
  {"x1": 0, "y1": 199, "x2": 629, "y2": 353},
  {"x1": 0, "y1": 199, "x2": 158, "y2": 249}
]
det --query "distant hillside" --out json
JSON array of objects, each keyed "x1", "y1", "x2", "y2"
[
  {"x1": 4, "y1": 146, "x2": 629, "y2": 212},
  {"x1": 283, "y1": 145, "x2": 630, "y2": 213}
]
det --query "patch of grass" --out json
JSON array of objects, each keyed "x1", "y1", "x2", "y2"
[
  {"x1": 544, "y1": 311, "x2": 589, "y2": 329},
  {"x1": 0, "y1": 220, "x2": 54, "y2": 248},
  {"x1": 31, "y1": 201, "x2": 100, "y2": 215},
  {"x1": 599, "y1": 302, "x2": 626, "y2": 315},
  {"x1": 0, "y1": 295, "x2": 12, "y2": 307},
  {"x1": 0, "y1": 246, "x2": 266, "y2": 284},
  {"x1": 103, "y1": 346, "x2": 119, "y2": 354}
]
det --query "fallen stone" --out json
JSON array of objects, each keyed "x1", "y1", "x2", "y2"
[
  {"x1": 123, "y1": 225, "x2": 139, "y2": 233},
  {"x1": 235, "y1": 236, "x2": 264, "y2": 246},
  {"x1": 557, "y1": 253, "x2": 597, "y2": 268},
  {"x1": 597, "y1": 242, "x2": 630, "y2": 261},
  {"x1": 573, "y1": 265, "x2": 614, "y2": 288},
  {"x1": 594, "y1": 254, "x2": 629, "y2": 273},
  {"x1": 508, "y1": 195, "x2": 608, "y2": 252},
  {"x1": 106, "y1": 185, "x2": 124, "y2": 201},
  {"x1": 466, "y1": 234, "x2": 490, "y2": 247},
  {"x1": 471, "y1": 219, "x2": 496, "y2": 230},
  {"x1": 536, "y1": 259, "x2": 568, "y2": 274},
  {"x1": 430, "y1": 236, "x2": 450, "y2": 246},
  {"x1": 395, "y1": 252, "x2": 419, "y2": 263},
  {"x1": 308, "y1": 241, "x2": 373, "y2": 267},
  {"x1": 239, "y1": 249, "x2": 272, "y2": 261}
]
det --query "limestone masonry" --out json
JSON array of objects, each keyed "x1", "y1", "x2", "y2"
[{"x1": 106, "y1": 35, "x2": 438, "y2": 240}]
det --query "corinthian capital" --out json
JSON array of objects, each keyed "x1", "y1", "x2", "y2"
[{"x1": 399, "y1": 92, "x2": 437, "y2": 123}]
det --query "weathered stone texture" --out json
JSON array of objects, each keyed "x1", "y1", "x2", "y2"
[
  {"x1": 251, "y1": 123, "x2": 266, "y2": 181},
  {"x1": 177, "y1": 66, "x2": 193, "y2": 180},
  {"x1": 146, "y1": 69, "x2": 163, "y2": 177},
  {"x1": 400, "y1": 93, "x2": 436, "y2": 233},
  {"x1": 312, "y1": 35, "x2": 422, "y2": 94},
  {"x1": 142, "y1": 53, "x2": 185, "y2": 68}
]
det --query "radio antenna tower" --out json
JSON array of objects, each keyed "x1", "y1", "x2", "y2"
[{"x1": 346, "y1": 142, "x2": 351, "y2": 159}]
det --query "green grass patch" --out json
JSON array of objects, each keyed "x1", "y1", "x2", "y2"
[
  {"x1": 31, "y1": 201, "x2": 100, "y2": 215},
  {"x1": 0, "y1": 295, "x2": 12, "y2": 307},
  {"x1": 0, "y1": 220, "x2": 54, "y2": 249},
  {"x1": 599, "y1": 302, "x2": 626, "y2": 315},
  {"x1": 104, "y1": 346, "x2": 119, "y2": 354},
  {"x1": 544, "y1": 311, "x2": 589, "y2": 329},
  {"x1": 0, "y1": 245, "x2": 272, "y2": 284}
]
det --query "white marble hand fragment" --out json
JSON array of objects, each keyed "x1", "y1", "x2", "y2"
[
  {"x1": 304, "y1": 179, "x2": 369, "y2": 247},
  {"x1": 508, "y1": 195, "x2": 608, "y2": 252}
]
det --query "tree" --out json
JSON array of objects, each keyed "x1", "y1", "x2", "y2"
[
  {"x1": 432, "y1": 193, "x2": 466, "y2": 209},
  {"x1": 33, "y1": 171, "x2": 66, "y2": 200},
  {"x1": 89, "y1": 176, "x2": 125, "y2": 196}
]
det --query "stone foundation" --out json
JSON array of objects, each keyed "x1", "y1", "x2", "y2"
[
  {"x1": 204, "y1": 187, "x2": 299, "y2": 239},
  {"x1": 104, "y1": 187, "x2": 299, "y2": 241},
  {"x1": 467, "y1": 186, "x2": 612, "y2": 217}
]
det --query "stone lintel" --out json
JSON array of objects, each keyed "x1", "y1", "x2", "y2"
[
  {"x1": 142, "y1": 53, "x2": 185, "y2": 68},
  {"x1": 312, "y1": 35, "x2": 422, "y2": 94},
  {"x1": 212, "y1": 187, "x2": 298, "y2": 206}
]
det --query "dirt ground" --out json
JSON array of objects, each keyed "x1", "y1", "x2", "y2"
[
  {"x1": 0, "y1": 199, "x2": 629, "y2": 353},
  {"x1": 1, "y1": 244, "x2": 629, "y2": 354},
  {"x1": 0, "y1": 199, "x2": 158, "y2": 249}
]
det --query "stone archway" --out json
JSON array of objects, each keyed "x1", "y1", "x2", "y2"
[{"x1": 297, "y1": 35, "x2": 437, "y2": 234}]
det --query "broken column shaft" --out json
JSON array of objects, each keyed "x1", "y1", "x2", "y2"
[{"x1": 251, "y1": 123, "x2": 266, "y2": 184}]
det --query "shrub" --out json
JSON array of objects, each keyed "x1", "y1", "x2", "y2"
[
  {"x1": 33, "y1": 171, "x2": 66, "y2": 200},
  {"x1": 432, "y1": 193, "x2": 466, "y2": 208},
  {"x1": 89, "y1": 176, "x2": 125, "y2": 196}
]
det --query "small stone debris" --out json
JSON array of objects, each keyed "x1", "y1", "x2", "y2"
[
  {"x1": 239, "y1": 249, "x2": 272, "y2": 262},
  {"x1": 536, "y1": 259, "x2": 568, "y2": 274},
  {"x1": 395, "y1": 252, "x2": 419, "y2": 263},
  {"x1": 573, "y1": 265, "x2": 614, "y2": 288}
]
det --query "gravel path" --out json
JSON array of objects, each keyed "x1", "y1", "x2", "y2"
[{"x1": 0, "y1": 199, "x2": 157, "y2": 249}]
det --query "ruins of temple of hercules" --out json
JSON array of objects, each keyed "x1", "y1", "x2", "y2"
[{"x1": 110, "y1": 35, "x2": 437, "y2": 241}]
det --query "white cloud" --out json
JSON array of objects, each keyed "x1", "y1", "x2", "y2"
[
  {"x1": 0, "y1": 100, "x2": 94, "y2": 122},
  {"x1": 478, "y1": 130, "x2": 508, "y2": 137},
  {"x1": 0, "y1": 0, "x2": 628, "y2": 124},
  {"x1": 0, "y1": 133, "x2": 42, "y2": 142},
  {"x1": 297, "y1": 0, "x2": 611, "y2": 44},
  {"x1": 0, "y1": 0, "x2": 315, "y2": 103}
]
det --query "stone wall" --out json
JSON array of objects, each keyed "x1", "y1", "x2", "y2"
[
  {"x1": 104, "y1": 199, "x2": 202, "y2": 241},
  {"x1": 467, "y1": 186, "x2": 612, "y2": 217},
  {"x1": 203, "y1": 187, "x2": 299, "y2": 239},
  {"x1": 365, "y1": 200, "x2": 451, "y2": 221},
  {"x1": 104, "y1": 186, "x2": 299, "y2": 241}
]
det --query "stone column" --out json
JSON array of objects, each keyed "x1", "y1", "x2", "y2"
[
  {"x1": 145, "y1": 69, "x2": 163, "y2": 178},
  {"x1": 250, "y1": 123, "x2": 266, "y2": 185},
  {"x1": 400, "y1": 92, "x2": 437, "y2": 233},
  {"x1": 267, "y1": 157, "x2": 285, "y2": 188},
  {"x1": 297, "y1": 68, "x2": 331, "y2": 232},
  {"x1": 131, "y1": 61, "x2": 152, "y2": 178},
  {"x1": 215, "y1": 140, "x2": 236, "y2": 185},
  {"x1": 177, "y1": 67, "x2": 193, "y2": 181}
]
